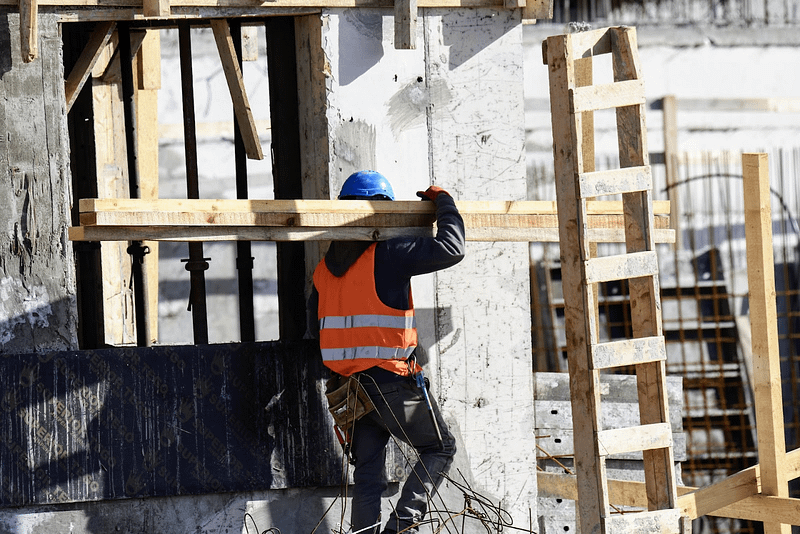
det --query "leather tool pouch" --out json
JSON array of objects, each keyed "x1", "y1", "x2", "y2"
[{"x1": 325, "y1": 374, "x2": 375, "y2": 430}]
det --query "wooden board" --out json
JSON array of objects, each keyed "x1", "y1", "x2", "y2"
[
  {"x1": 743, "y1": 152, "x2": 790, "y2": 534},
  {"x1": 210, "y1": 19, "x2": 263, "y2": 160},
  {"x1": 64, "y1": 21, "x2": 115, "y2": 111},
  {"x1": 69, "y1": 198, "x2": 675, "y2": 243},
  {"x1": 539, "y1": 447, "x2": 800, "y2": 523}
]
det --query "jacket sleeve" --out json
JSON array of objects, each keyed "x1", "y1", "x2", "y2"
[{"x1": 380, "y1": 193, "x2": 466, "y2": 278}]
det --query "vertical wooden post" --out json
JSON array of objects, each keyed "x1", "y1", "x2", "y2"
[
  {"x1": 662, "y1": 95, "x2": 680, "y2": 249},
  {"x1": 742, "y1": 152, "x2": 790, "y2": 534},
  {"x1": 394, "y1": 0, "x2": 417, "y2": 49},
  {"x1": 20, "y1": 0, "x2": 37, "y2": 62},
  {"x1": 142, "y1": 0, "x2": 170, "y2": 17},
  {"x1": 136, "y1": 29, "x2": 161, "y2": 342}
]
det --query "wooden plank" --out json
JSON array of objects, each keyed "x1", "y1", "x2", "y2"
[
  {"x1": 137, "y1": 29, "x2": 161, "y2": 90},
  {"x1": 584, "y1": 250, "x2": 658, "y2": 284},
  {"x1": 394, "y1": 0, "x2": 417, "y2": 49},
  {"x1": 743, "y1": 152, "x2": 790, "y2": 534},
  {"x1": 661, "y1": 95, "x2": 681, "y2": 249},
  {"x1": 78, "y1": 197, "x2": 671, "y2": 215},
  {"x1": 570, "y1": 78, "x2": 646, "y2": 113},
  {"x1": 72, "y1": 199, "x2": 673, "y2": 243},
  {"x1": 91, "y1": 45, "x2": 137, "y2": 346},
  {"x1": 69, "y1": 224, "x2": 675, "y2": 243},
  {"x1": 97, "y1": 30, "x2": 147, "y2": 84},
  {"x1": 537, "y1": 427, "x2": 686, "y2": 461},
  {"x1": 545, "y1": 31, "x2": 608, "y2": 534},
  {"x1": 143, "y1": 0, "x2": 169, "y2": 16},
  {"x1": 241, "y1": 24, "x2": 259, "y2": 61},
  {"x1": 604, "y1": 508, "x2": 681, "y2": 533},
  {"x1": 609, "y1": 26, "x2": 677, "y2": 516},
  {"x1": 521, "y1": 0, "x2": 552, "y2": 19},
  {"x1": 64, "y1": 21, "x2": 115, "y2": 112},
  {"x1": 677, "y1": 97, "x2": 800, "y2": 113},
  {"x1": 596, "y1": 423, "x2": 672, "y2": 457},
  {"x1": 541, "y1": 447, "x2": 800, "y2": 521},
  {"x1": 591, "y1": 336, "x2": 666, "y2": 370},
  {"x1": 78, "y1": 204, "x2": 670, "y2": 229},
  {"x1": 540, "y1": 462, "x2": 800, "y2": 524},
  {"x1": 578, "y1": 165, "x2": 651, "y2": 198},
  {"x1": 20, "y1": 0, "x2": 38, "y2": 62},
  {"x1": 209, "y1": 18, "x2": 264, "y2": 160},
  {"x1": 566, "y1": 27, "x2": 612, "y2": 58},
  {"x1": 136, "y1": 31, "x2": 162, "y2": 345}
]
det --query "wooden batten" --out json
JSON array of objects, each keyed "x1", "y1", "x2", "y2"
[
  {"x1": 69, "y1": 198, "x2": 674, "y2": 243},
  {"x1": 743, "y1": 152, "x2": 790, "y2": 534},
  {"x1": 540, "y1": 446, "x2": 800, "y2": 523},
  {"x1": 20, "y1": 0, "x2": 37, "y2": 62},
  {"x1": 521, "y1": 0, "x2": 552, "y2": 19},
  {"x1": 394, "y1": 0, "x2": 417, "y2": 49},
  {"x1": 143, "y1": 0, "x2": 170, "y2": 17},
  {"x1": 210, "y1": 19, "x2": 264, "y2": 160},
  {"x1": 65, "y1": 21, "x2": 116, "y2": 112}
]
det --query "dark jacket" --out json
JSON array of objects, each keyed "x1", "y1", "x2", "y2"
[{"x1": 307, "y1": 194, "x2": 465, "y2": 338}]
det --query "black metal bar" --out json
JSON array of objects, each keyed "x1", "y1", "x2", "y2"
[
  {"x1": 178, "y1": 22, "x2": 210, "y2": 345},
  {"x1": 118, "y1": 23, "x2": 151, "y2": 347},
  {"x1": 231, "y1": 20, "x2": 256, "y2": 343},
  {"x1": 265, "y1": 17, "x2": 307, "y2": 341}
]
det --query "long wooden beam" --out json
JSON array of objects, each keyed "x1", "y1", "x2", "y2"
[
  {"x1": 538, "y1": 447, "x2": 800, "y2": 522},
  {"x1": 69, "y1": 198, "x2": 675, "y2": 243},
  {"x1": 20, "y1": 0, "x2": 37, "y2": 62},
  {"x1": 744, "y1": 152, "x2": 790, "y2": 534},
  {"x1": 9, "y1": 0, "x2": 503, "y2": 6},
  {"x1": 64, "y1": 21, "x2": 116, "y2": 112},
  {"x1": 210, "y1": 19, "x2": 263, "y2": 160}
]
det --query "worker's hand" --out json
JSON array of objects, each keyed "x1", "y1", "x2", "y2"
[{"x1": 416, "y1": 186, "x2": 450, "y2": 202}]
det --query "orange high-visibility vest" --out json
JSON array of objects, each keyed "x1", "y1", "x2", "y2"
[{"x1": 313, "y1": 243, "x2": 418, "y2": 377}]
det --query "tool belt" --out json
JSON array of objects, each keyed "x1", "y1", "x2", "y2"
[{"x1": 325, "y1": 374, "x2": 375, "y2": 431}]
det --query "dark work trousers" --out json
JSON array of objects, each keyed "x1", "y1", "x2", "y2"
[{"x1": 349, "y1": 367, "x2": 456, "y2": 534}]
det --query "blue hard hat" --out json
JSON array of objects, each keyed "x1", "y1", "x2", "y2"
[{"x1": 339, "y1": 170, "x2": 395, "y2": 200}]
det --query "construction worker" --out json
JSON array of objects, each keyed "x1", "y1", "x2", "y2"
[{"x1": 307, "y1": 170, "x2": 465, "y2": 534}]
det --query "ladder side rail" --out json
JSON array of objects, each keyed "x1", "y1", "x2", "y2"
[
  {"x1": 611, "y1": 25, "x2": 679, "y2": 512},
  {"x1": 545, "y1": 32, "x2": 609, "y2": 534}
]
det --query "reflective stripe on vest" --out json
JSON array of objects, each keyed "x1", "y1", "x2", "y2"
[
  {"x1": 321, "y1": 345, "x2": 416, "y2": 361},
  {"x1": 319, "y1": 314, "x2": 417, "y2": 330},
  {"x1": 313, "y1": 243, "x2": 417, "y2": 368}
]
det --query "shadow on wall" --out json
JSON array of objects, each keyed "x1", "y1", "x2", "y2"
[
  {"x1": 0, "y1": 15, "x2": 11, "y2": 77},
  {"x1": 338, "y1": 10, "x2": 384, "y2": 85}
]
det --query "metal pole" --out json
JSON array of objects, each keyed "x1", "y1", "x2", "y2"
[
  {"x1": 118, "y1": 23, "x2": 151, "y2": 347},
  {"x1": 231, "y1": 20, "x2": 256, "y2": 343},
  {"x1": 178, "y1": 21, "x2": 210, "y2": 345}
]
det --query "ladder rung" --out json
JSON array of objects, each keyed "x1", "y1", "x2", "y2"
[
  {"x1": 603, "y1": 508, "x2": 681, "y2": 534},
  {"x1": 578, "y1": 166, "x2": 652, "y2": 199},
  {"x1": 591, "y1": 336, "x2": 666, "y2": 370},
  {"x1": 584, "y1": 251, "x2": 658, "y2": 284},
  {"x1": 571, "y1": 79, "x2": 645, "y2": 113},
  {"x1": 566, "y1": 27, "x2": 613, "y2": 57},
  {"x1": 597, "y1": 423, "x2": 673, "y2": 457}
]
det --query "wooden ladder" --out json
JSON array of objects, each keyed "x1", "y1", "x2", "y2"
[{"x1": 543, "y1": 26, "x2": 683, "y2": 533}]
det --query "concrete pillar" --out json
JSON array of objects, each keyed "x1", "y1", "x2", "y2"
[
  {"x1": 0, "y1": 11, "x2": 78, "y2": 353},
  {"x1": 316, "y1": 6, "x2": 536, "y2": 523}
]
